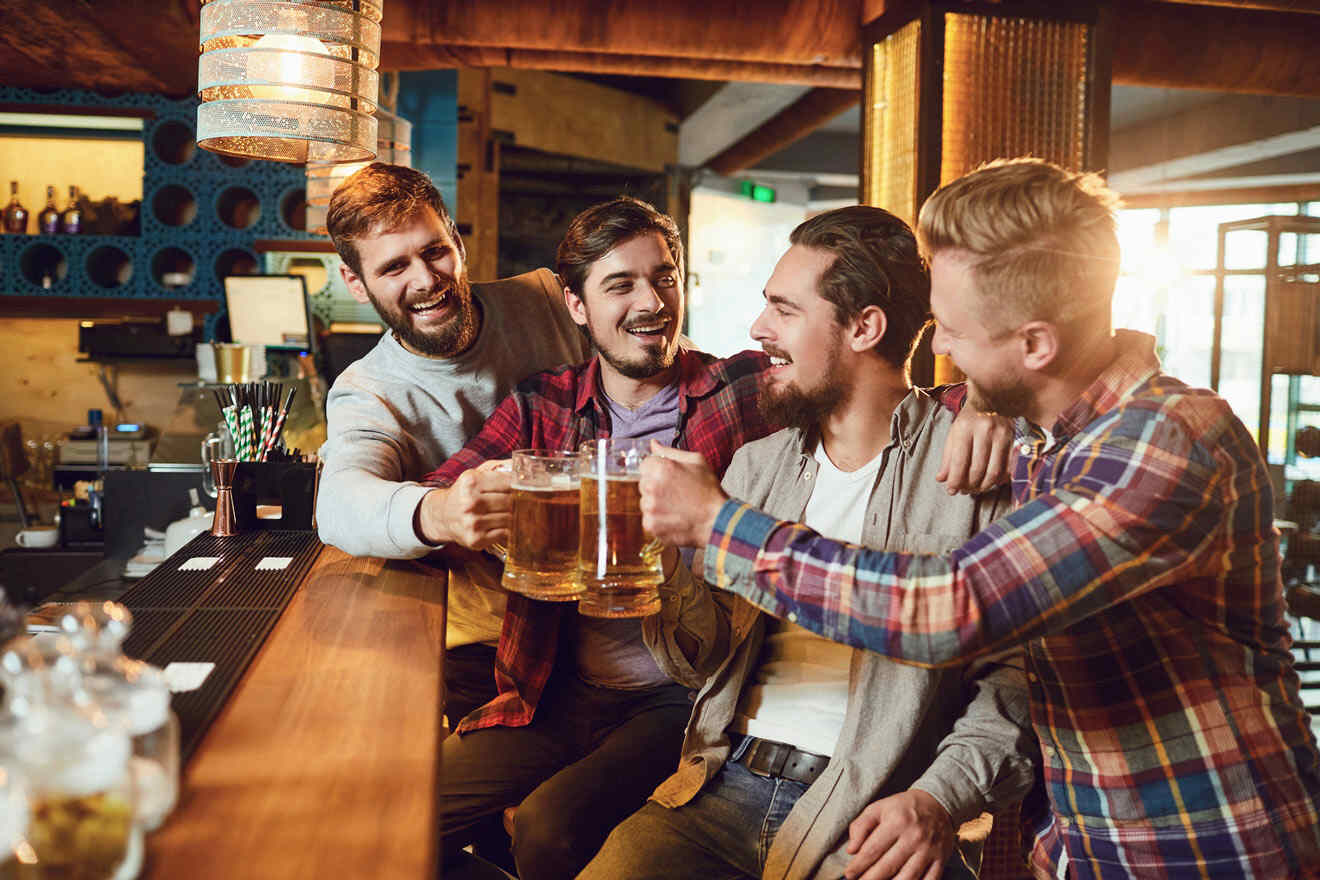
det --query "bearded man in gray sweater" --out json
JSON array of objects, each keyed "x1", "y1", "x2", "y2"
[{"x1": 315, "y1": 163, "x2": 589, "y2": 725}]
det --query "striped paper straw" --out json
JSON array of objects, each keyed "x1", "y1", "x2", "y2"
[
  {"x1": 237, "y1": 406, "x2": 255, "y2": 461},
  {"x1": 221, "y1": 406, "x2": 241, "y2": 459}
]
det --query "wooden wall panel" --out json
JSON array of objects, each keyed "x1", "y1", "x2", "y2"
[
  {"x1": 487, "y1": 70, "x2": 678, "y2": 174},
  {"x1": 0, "y1": 317, "x2": 197, "y2": 446},
  {"x1": 456, "y1": 69, "x2": 501, "y2": 283}
]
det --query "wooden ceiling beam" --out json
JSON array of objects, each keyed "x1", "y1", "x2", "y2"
[
  {"x1": 705, "y1": 88, "x2": 860, "y2": 176},
  {"x1": 0, "y1": 1, "x2": 198, "y2": 97},
  {"x1": 3, "y1": 0, "x2": 1320, "y2": 105},
  {"x1": 389, "y1": 0, "x2": 866, "y2": 68},
  {"x1": 381, "y1": 44, "x2": 861, "y2": 89},
  {"x1": 1156, "y1": 0, "x2": 1320, "y2": 12},
  {"x1": 1113, "y1": 0, "x2": 1320, "y2": 96}
]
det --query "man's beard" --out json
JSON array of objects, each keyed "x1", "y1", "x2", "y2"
[
  {"x1": 966, "y1": 375, "x2": 1033, "y2": 419},
  {"x1": 585, "y1": 311, "x2": 677, "y2": 380},
  {"x1": 366, "y1": 274, "x2": 477, "y2": 358},
  {"x1": 757, "y1": 342, "x2": 848, "y2": 431}
]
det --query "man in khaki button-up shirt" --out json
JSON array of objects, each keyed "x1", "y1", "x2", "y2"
[{"x1": 582, "y1": 206, "x2": 1037, "y2": 880}]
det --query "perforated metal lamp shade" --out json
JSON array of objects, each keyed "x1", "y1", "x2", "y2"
[
  {"x1": 305, "y1": 108, "x2": 412, "y2": 235},
  {"x1": 197, "y1": 0, "x2": 383, "y2": 164}
]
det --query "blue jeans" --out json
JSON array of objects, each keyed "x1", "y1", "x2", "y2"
[{"x1": 580, "y1": 739, "x2": 978, "y2": 880}]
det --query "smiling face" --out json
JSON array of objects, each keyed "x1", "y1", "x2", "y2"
[
  {"x1": 566, "y1": 231, "x2": 683, "y2": 380},
  {"x1": 929, "y1": 249, "x2": 1033, "y2": 417},
  {"x1": 750, "y1": 244, "x2": 850, "y2": 429},
  {"x1": 339, "y1": 206, "x2": 476, "y2": 358}
]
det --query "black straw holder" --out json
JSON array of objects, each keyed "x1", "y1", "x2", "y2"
[{"x1": 230, "y1": 461, "x2": 317, "y2": 531}]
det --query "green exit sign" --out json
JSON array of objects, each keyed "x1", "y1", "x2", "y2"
[{"x1": 739, "y1": 180, "x2": 777, "y2": 203}]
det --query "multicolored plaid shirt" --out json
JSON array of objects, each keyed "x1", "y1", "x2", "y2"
[
  {"x1": 704, "y1": 331, "x2": 1320, "y2": 879},
  {"x1": 422, "y1": 347, "x2": 774, "y2": 734}
]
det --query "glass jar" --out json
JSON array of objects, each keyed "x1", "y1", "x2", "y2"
[
  {"x1": 19, "y1": 709, "x2": 138, "y2": 880},
  {"x1": 0, "y1": 639, "x2": 139, "y2": 880},
  {"x1": 56, "y1": 605, "x2": 180, "y2": 832},
  {"x1": 0, "y1": 759, "x2": 30, "y2": 878},
  {"x1": 91, "y1": 662, "x2": 178, "y2": 833}
]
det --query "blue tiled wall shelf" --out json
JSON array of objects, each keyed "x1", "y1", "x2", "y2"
[{"x1": 1, "y1": 87, "x2": 317, "y2": 333}]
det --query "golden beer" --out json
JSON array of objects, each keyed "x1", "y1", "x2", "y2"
[
  {"x1": 500, "y1": 451, "x2": 583, "y2": 601},
  {"x1": 577, "y1": 471, "x2": 663, "y2": 618}
]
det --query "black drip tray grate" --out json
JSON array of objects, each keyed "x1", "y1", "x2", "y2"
[
  {"x1": 150, "y1": 609, "x2": 280, "y2": 763},
  {"x1": 121, "y1": 609, "x2": 179, "y2": 659},
  {"x1": 116, "y1": 530, "x2": 322, "y2": 763}
]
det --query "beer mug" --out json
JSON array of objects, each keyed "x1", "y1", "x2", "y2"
[
  {"x1": 500, "y1": 450, "x2": 584, "y2": 601},
  {"x1": 577, "y1": 439, "x2": 663, "y2": 618}
]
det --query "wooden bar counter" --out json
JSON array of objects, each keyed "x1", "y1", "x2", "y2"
[{"x1": 143, "y1": 547, "x2": 448, "y2": 879}]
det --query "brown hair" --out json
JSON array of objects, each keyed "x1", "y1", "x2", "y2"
[
  {"x1": 917, "y1": 157, "x2": 1121, "y2": 332},
  {"x1": 556, "y1": 197, "x2": 683, "y2": 296},
  {"x1": 789, "y1": 205, "x2": 931, "y2": 370},
  {"x1": 326, "y1": 163, "x2": 462, "y2": 277}
]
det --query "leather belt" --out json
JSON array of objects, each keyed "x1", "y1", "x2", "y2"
[{"x1": 738, "y1": 737, "x2": 830, "y2": 786}]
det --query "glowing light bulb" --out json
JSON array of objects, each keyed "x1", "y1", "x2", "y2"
[{"x1": 248, "y1": 32, "x2": 331, "y2": 101}]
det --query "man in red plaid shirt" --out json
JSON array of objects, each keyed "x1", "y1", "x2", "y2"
[
  {"x1": 418, "y1": 197, "x2": 1013, "y2": 879},
  {"x1": 417, "y1": 197, "x2": 772, "y2": 879}
]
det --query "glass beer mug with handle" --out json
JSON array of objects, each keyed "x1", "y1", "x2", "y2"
[
  {"x1": 498, "y1": 450, "x2": 584, "y2": 601},
  {"x1": 577, "y1": 438, "x2": 664, "y2": 618}
]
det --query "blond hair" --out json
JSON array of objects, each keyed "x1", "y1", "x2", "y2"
[{"x1": 917, "y1": 158, "x2": 1121, "y2": 332}]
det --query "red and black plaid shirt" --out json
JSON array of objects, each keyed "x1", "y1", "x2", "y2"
[{"x1": 421, "y1": 347, "x2": 774, "y2": 733}]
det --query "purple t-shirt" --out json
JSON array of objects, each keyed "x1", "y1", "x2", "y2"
[
  {"x1": 575, "y1": 380, "x2": 681, "y2": 690},
  {"x1": 603, "y1": 380, "x2": 681, "y2": 446}
]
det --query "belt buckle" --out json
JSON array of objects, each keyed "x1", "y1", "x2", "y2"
[{"x1": 747, "y1": 738, "x2": 791, "y2": 778}]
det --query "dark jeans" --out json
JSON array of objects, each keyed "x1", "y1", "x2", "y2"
[
  {"x1": 444, "y1": 642, "x2": 500, "y2": 731},
  {"x1": 436, "y1": 674, "x2": 693, "y2": 880},
  {"x1": 443, "y1": 643, "x2": 508, "y2": 872}
]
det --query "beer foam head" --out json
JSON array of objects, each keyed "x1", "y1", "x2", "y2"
[{"x1": 514, "y1": 474, "x2": 579, "y2": 491}]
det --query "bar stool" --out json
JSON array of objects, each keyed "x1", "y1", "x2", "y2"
[
  {"x1": 1288, "y1": 583, "x2": 1320, "y2": 716},
  {"x1": 0, "y1": 421, "x2": 32, "y2": 529}
]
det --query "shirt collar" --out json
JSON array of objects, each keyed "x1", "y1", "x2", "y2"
[
  {"x1": 790, "y1": 387, "x2": 930, "y2": 457},
  {"x1": 1050, "y1": 329, "x2": 1162, "y2": 438},
  {"x1": 573, "y1": 347, "x2": 715, "y2": 416}
]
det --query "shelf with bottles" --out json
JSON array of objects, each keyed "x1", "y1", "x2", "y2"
[{"x1": 3, "y1": 180, "x2": 139, "y2": 237}]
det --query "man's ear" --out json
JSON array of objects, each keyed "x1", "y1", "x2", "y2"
[
  {"x1": 1019, "y1": 320, "x2": 1060, "y2": 372},
  {"x1": 451, "y1": 224, "x2": 468, "y2": 266},
  {"x1": 848, "y1": 305, "x2": 888, "y2": 353},
  {"x1": 341, "y1": 262, "x2": 370, "y2": 305},
  {"x1": 564, "y1": 286, "x2": 588, "y2": 328}
]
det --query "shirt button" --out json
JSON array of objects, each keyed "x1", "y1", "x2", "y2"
[
  {"x1": 902, "y1": 438, "x2": 912, "y2": 449},
  {"x1": 1041, "y1": 744, "x2": 1054, "y2": 758},
  {"x1": 1057, "y1": 816, "x2": 1070, "y2": 829},
  {"x1": 1019, "y1": 443, "x2": 1033, "y2": 455},
  {"x1": 787, "y1": 611, "x2": 798, "y2": 623},
  {"x1": 802, "y1": 472, "x2": 811, "y2": 481}
]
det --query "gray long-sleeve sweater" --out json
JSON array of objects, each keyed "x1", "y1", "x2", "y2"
[{"x1": 316, "y1": 268, "x2": 590, "y2": 646}]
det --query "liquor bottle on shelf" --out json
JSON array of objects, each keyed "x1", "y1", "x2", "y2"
[
  {"x1": 37, "y1": 185, "x2": 59, "y2": 235},
  {"x1": 59, "y1": 185, "x2": 82, "y2": 234},
  {"x1": 2, "y1": 181, "x2": 27, "y2": 234}
]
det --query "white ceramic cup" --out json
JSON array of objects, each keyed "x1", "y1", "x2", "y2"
[{"x1": 15, "y1": 526, "x2": 58, "y2": 549}]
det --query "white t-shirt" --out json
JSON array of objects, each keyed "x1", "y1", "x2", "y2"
[{"x1": 733, "y1": 441, "x2": 883, "y2": 756}]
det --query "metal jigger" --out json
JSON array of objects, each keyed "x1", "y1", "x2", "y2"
[{"x1": 210, "y1": 459, "x2": 239, "y2": 537}]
